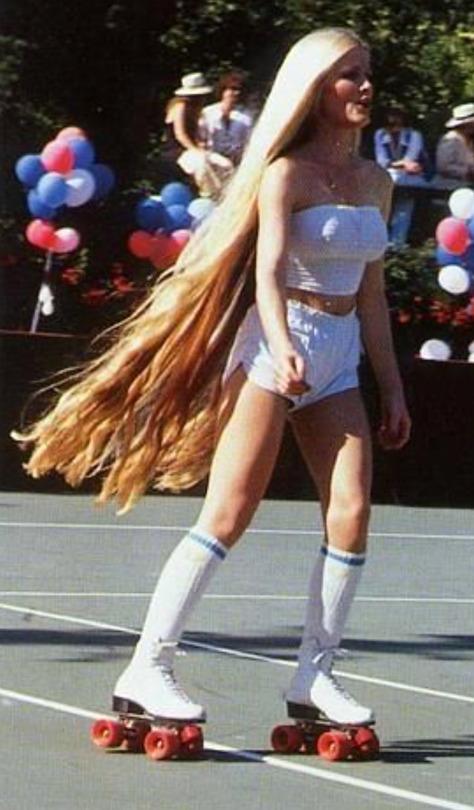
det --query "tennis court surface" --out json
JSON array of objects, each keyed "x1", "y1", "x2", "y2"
[{"x1": 0, "y1": 492, "x2": 473, "y2": 810}]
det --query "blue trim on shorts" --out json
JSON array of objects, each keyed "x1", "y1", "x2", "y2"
[
  {"x1": 321, "y1": 545, "x2": 365, "y2": 567},
  {"x1": 189, "y1": 530, "x2": 227, "y2": 560}
]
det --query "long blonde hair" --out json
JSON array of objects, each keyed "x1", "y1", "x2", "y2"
[{"x1": 15, "y1": 28, "x2": 365, "y2": 513}]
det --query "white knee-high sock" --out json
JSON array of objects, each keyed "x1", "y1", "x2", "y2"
[
  {"x1": 319, "y1": 544, "x2": 365, "y2": 649},
  {"x1": 132, "y1": 526, "x2": 227, "y2": 666},
  {"x1": 299, "y1": 544, "x2": 365, "y2": 660}
]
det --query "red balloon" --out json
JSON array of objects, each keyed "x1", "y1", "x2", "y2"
[
  {"x1": 51, "y1": 227, "x2": 80, "y2": 254},
  {"x1": 170, "y1": 229, "x2": 191, "y2": 251},
  {"x1": 149, "y1": 232, "x2": 177, "y2": 269},
  {"x1": 41, "y1": 140, "x2": 75, "y2": 174},
  {"x1": 25, "y1": 219, "x2": 56, "y2": 250},
  {"x1": 56, "y1": 125, "x2": 86, "y2": 143},
  {"x1": 435, "y1": 217, "x2": 470, "y2": 255},
  {"x1": 128, "y1": 230, "x2": 153, "y2": 258}
]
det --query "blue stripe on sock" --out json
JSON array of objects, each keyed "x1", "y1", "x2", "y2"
[
  {"x1": 321, "y1": 545, "x2": 365, "y2": 567},
  {"x1": 189, "y1": 530, "x2": 227, "y2": 560}
]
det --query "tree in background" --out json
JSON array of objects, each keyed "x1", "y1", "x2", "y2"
[{"x1": 1, "y1": 0, "x2": 474, "y2": 335}]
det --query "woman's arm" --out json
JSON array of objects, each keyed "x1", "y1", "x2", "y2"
[
  {"x1": 172, "y1": 100, "x2": 202, "y2": 151},
  {"x1": 357, "y1": 173, "x2": 411, "y2": 449},
  {"x1": 255, "y1": 159, "x2": 308, "y2": 396}
]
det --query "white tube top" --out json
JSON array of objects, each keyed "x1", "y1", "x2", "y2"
[{"x1": 286, "y1": 204, "x2": 388, "y2": 295}]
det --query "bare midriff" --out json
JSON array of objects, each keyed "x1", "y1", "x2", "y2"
[{"x1": 286, "y1": 287, "x2": 356, "y2": 316}]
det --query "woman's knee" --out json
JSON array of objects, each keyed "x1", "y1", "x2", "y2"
[
  {"x1": 197, "y1": 491, "x2": 258, "y2": 548},
  {"x1": 325, "y1": 494, "x2": 371, "y2": 550}
]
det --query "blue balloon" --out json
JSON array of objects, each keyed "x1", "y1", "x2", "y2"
[
  {"x1": 68, "y1": 137, "x2": 95, "y2": 168},
  {"x1": 188, "y1": 196, "x2": 215, "y2": 222},
  {"x1": 36, "y1": 172, "x2": 68, "y2": 207},
  {"x1": 27, "y1": 189, "x2": 58, "y2": 220},
  {"x1": 468, "y1": 216, "x2": 474, "y2": 241},
  {"x1": 15, "y1": 154, "x2": 45, "y2": 187},
  {"x1": 91, "y1": 163, "x2": 115, "y2": 198},
  {"x1": 166, "y1": 203, "x2": 192, "y2": 231},
  {"x1": 135, "y1": 198, "x2": 171, "y2": 232},
  {"x1": 435, "y1": 245, "x2": 464, "y2": 267},
  {"x1": 462, "y1": 242, "x2": 474, "y2": 271},
  {"x1": 160, "y1": 181, "x2": 193, "y2": 208}
]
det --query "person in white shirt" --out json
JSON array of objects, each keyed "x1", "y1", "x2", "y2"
[
  {"x1": 435, "y1": 103, "x2": 474, "y2": 189},
  {"x1": 199, "y1": 72, "x2": 253, "y2": 166},
  {"x1": 374, "y1": 107, "x2": 429, "y2": 247}
]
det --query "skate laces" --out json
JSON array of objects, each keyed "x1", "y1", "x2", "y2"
[
  {"x1": 311, "y1": 646, "x2": 348, "y2": 668},
  {"x1": 158, "y1": 665, "x2": 194, "y2": 705},
  {"x1": 312, "y1": 648, "x2": 359, "y2": 705}
]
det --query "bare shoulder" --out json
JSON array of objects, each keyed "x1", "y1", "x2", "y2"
[
  {"x1": 259, "y1": 156, "x2": 298, "y2": 206},
  {"x1": 358, "y1": 158, "x2": 393, "y2": 214}
]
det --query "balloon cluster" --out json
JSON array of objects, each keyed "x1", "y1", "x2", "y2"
[
  {"x1": 435, "y1": 188, "x2": 474, "y2": 295},
  {"x1": 15, "y1": 125, "x2": 115, "y2": 253},
  {"x1": 127, "y1": 182, "x2": 215, "y2": 269},
  {"x1": 420, "y1": 187, "x2": 474, "y2": 361}
]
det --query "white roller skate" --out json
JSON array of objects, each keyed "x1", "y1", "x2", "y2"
[
  {"x1": 113, "y1": 641, "x2": 206, "y2": 722},
  {"x1": 285, "y1": 647, "x2": 374, "y2": 726}
]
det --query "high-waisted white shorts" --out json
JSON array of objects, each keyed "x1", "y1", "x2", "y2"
[{"x1": 223, "y1": 299, "x2": 361, "y2": 412}]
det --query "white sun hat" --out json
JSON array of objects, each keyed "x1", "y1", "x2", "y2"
[
  {"x1": 175, "y1": 72, "x2": 213, "y2": 96},
  {"x1": 445, "y1": 102, "x2": 474, "y2": 128}
]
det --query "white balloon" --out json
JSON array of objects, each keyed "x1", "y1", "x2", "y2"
[
  {"x1": 419, "y1": 339, "x2": 451, "y2": 361},
  {"x1": 448, "y1": 187, "x2": 474, "y2": 220},
  {"x1": 469, "y1": 340, "x2": 474, "y2": 354},
  {"x1": 438, "y1": 264, "x2": 470, "y2": 295},
  {"x1": 65, "y1": 168, "x2": 96, "y2": 207},
  {"x1": 468, "y1": 353, "x2": 474, "y2": 363}
]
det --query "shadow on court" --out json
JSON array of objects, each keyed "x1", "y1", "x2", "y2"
[
  {"x1": 2, "y1": 626, "x2": 474, "y2": 663},
  {"x1": 381, "y1": 736, "x2": 474, "y2": 764}
]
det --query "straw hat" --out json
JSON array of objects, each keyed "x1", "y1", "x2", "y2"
[
  {"x1": 175, "y1": 72, "x2": 212, "y2": 96},
  {"x1": 445, "y1": 103, "x2": 474, "y2": 128}
]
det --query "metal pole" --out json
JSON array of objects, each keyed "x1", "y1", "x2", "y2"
[{"x1": 30, "y1": 250, "x2": 53, "y2": 334}]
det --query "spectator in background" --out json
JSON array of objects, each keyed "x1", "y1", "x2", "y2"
[
  {"x1": 374, "y1": 107, "x2": 429, "y2": 247},
  {"x1": 435, "y1": 103, "x2": 474, "y2": 189},
  {"x1": 160, "y1": 72, "x2": 234, "y2": 199},
  {"x1": 159, "y1": 72, "x2": 213, "y2": 187},
  {"x1": 199, "y1": 72, "x2": 253, "y2": 166}
]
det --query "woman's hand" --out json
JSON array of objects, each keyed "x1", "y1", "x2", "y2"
[
  {"x1": 273, "y1": 348, "x2": 310, "y2": 397},
  {"x1": 378, "y1": 389, "x2": 411, "y2": 450}
]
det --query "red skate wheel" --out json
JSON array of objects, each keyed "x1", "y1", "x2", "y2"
[
  {"x1": 90, "y1": 718, "x2": 124, "y2": 749},
  {"x1": 353, "y1": 727, "x2": 380, "y2": 759},
  {"x1": 144, "y1": 728, "x2": 180, "y2": 761},
  {"x1": 179, "y1": 725, "x2": 204, "y2": 757},
  {"x1": 317, "y1": 730, "x2": 353, "y2": 761},
  {"x1": 271, "y1": 725, "x2": 303, "y2": 754}
]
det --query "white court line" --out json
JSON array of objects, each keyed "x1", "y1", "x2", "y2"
[
  {"x1": 1, "y1": 601, "x2": 473, "y2": 705},
  {"x1": 1, "y1": 520, "x2": 473, "y2": 541},
  {"x1": 0, "y1": 684, "x2": 472, "y2": 810},
  {"x1": 0, "y1": 591, "x2": 474, "y2": 605}
]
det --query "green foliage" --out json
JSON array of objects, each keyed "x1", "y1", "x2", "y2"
[
  {"x1": 2, "y1": 1, "x2": 474, "y2": 345},
  {"x1": 384, "y1": 241, "x2": 474, "y2": 359}
]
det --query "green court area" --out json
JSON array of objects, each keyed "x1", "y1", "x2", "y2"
[{"x1": 0, "y1": 493, "x2": 473, "y2": 810}]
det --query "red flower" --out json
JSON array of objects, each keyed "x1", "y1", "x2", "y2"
[
  {"x1": 61, "y1": 267, "x2": 84, "y2": 285},
  {"x1": 111, "y1": 275, "x2": 135, "y2": 296},
  {"x1": 0, "y1": 254, "x2": 19, "y2": 267},
  {"x1": 81, "y1": 288, "x2": 109, "y2": 306}
]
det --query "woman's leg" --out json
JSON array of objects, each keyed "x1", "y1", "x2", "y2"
[
  {"x1": 114, "y1": 368, "x2": 289, "y2": 719},
  {"x1": 285, "y1": 388, "x2": 374, "y2": 724}
]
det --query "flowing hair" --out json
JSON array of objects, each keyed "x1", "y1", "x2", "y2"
[{"x1": 14, "y1": 28, "x2": 365, "y2": 513}]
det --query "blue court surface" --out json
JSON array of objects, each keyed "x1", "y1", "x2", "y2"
[{"x1": 0, "y1": 492, "x2": 473, "y2": 810}]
